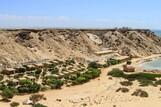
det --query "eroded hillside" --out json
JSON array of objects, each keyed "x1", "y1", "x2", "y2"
[{"x1": 0, "y1": 29, "x2": 161, "y2": 68}]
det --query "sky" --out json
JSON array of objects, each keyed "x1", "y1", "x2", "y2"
[{"x1": 0, "y1": 0, "x2": 161, "y2": 29}]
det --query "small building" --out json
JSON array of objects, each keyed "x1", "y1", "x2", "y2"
[{"x1": 123, "y1": 65, "x2": 135, "y2": 72}]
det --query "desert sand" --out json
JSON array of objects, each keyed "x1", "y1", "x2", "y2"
[{"x1": 1, "y1": 54, "x2": 161, "y2": 107}]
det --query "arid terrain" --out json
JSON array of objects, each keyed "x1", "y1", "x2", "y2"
[
  {"x1": 0, "y1": 29, "x2": 161, "y2": 68},
  {"x1": 0, "y1": 29, "x2": 161, "y2": 107}
]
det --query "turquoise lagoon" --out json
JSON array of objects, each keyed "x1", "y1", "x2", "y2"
[{"x1": 141, "y1": 57, "x2": 161, "y2": 70}]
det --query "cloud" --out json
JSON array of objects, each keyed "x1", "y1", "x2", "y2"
[
  {"x1": 0, "y1": 14, "x2": 70, "y2": 21},
  {"x1": 0, "y1": 14, "x2": 159, "y2": 29},
  {"x1": 0, "y1": 14, "x2": 71, "y2": 28}
]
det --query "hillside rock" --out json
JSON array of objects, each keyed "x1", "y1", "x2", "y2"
[{"x1": 0, "y1": 29, "x2": 160, "y2": 67}]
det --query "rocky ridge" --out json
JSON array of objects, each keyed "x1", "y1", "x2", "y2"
[{"x1": 0, "y1": 29, "x2": 161, "y2": 68}]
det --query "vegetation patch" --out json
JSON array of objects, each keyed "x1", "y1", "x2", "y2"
[
  {"x1": 116, "y1": 87, "x2": 129, "y2": 93},
  {"x1": 107, "y1": 58, "x2": 120, "y2": 66},
  {"x1": 88, "y1": 62, "x2": 101, "y2": 68},
  {"x1": 155, "y1": 79, "x2": 161, "y2": 86},
  {"x1": 10, "y1": 102, "x2": 20, "y2": 107},
  {"x1": 108, "y1": 68, "x2": 124, "y2": 77},
  {"x1": 0, "y1": 58, "x2": 103, "y2": 101},
  {"x1": 72, "y1": 68, "x2": 101, "y2": 85},
  {"x1": 1, "y1": 87, "x2": 16, "y2": 102},
  {"x1": 120, "y1": 81, "x2": 133, "y2": 86},
  {"x1": 43, "y1": 76, "x2": 64, "y2": 89},
  {"x1": 17, "y1": 79, "x2": 41, "y2": 94},
  {"x1": 131, "y1": 89, "x2": 149, "y2": 97},
  {"x1": 108, "y1": 68, "x2": 161, "y2": 87},
  {"x1": 32, "y1": 103, "x2": 47, "y2": 107},
  {"x1": 29, "y1": 94, "x2": 44, "y2": 105}
]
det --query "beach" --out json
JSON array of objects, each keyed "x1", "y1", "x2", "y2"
[{"x1": 0, "y1": 54, "x2": 161, "y2": 107}]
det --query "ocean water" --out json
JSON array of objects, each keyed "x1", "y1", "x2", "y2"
[
  {"x1": 139, "y1": 30, "x2": 161, "y2": 70},
  {"x1": 141, "y1": 57, "x2": 161, "y2": 70},
  {"x1": 153, "y1": 30, "x2": 161, "y2": 37}
]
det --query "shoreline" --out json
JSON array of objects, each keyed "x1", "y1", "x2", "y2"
[
  {"x1": 135, "y1": 54, "x2": 161, "y2": 64},
  {"x1": 133, "y1": 54, "x2": 161, "y2": 72}
]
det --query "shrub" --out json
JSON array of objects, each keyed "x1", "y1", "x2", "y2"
[
  {"x1": 19, "y1": 79, "x2": 32, "y2": 86},
  {"x1": 120, "y1": 81, "x2": 133, "y2": 86},
  {"x1": 138, "y1": 78, "x2": 154, "y2": 86},
  {"x1": 125, "y1": 73, "x2": 161, "y2": 80},
  {"x1": 72, "y1": 68, "x2": 101, "y2": 85},
  {"x1": 107, "y1": 58, "x2": 120, "y2": 65},
  {"x1": 49, "y1": 67, "x2": 59, "y2": 74},
  {"x1": 81, "y1": 73, "x2": 93, "y2": 80},
  {"x1": 108, "y1": 68, "x2": 124, "y2": 77},
  {"x1": 69, "y1": 74, "x2": 77, "y2": 80},
  {"x1": 73, "y1": 76, "x2": 88, "y2": 85},
  {"x1": 131, "y1": 89, "x2": 148, "y2": 97},
  {"x1": 116, "y1": 87, "x2": 129, "y2": 93},
  {"x1": 108, "y1": 68, "x2": 161, "y2": 87},
  {"x1": 17, "y1": 83, "x2": 40, "y2": 93},
  {"x1": 32, "y1": 103, "x2": 47, "y2": 107},
  {"x1": 30, "y1": 94, "x2": 44, "y2": 104},
  {"x1": 15, "y1": 67, "x2": 26, "y2": 73},
  {"x1": 10, "y1": 102, "x2": 19, "y2": 107},
  {"x1": 1, "y1": 88, "x2": 15, "y2": 102},
  {"x1": 50, "y1": 79, "x2": 64, "y2": 89},
  {"x1": 88, "y1": 62, "x2": 100, "y2": 68},
  {"x1": 35, "y1": 69, "x2": 42, "y2": 75},
  {"x1": 155, "y1": 80, "x2": 161, "y2": 86},
  {"x1": 0, "y1": 83, "x2": 6, "y2": 90},
  {"x1": 85, "y1": 68, "x2": 101, "y2": 79},
  {"x1": 45, "y1": 77, "x2": 64, "y2": 89}
]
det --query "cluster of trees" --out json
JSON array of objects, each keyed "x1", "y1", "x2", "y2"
[
  {"x1": 17, "y1": 80, "x2": 40, "y2": 93},
  {"x1": 0, "y1": 79, "x2": 41, "y2": 102},
  {"x1": 43, "y1": 76, "x2": 64, "y2": 89},
  {"x1": 72, "y1": 68, "x2": 101, "y2": 85},
  {"x1": 108, "y1": 68, "x2": 161, "y2": 87},
  {"x1": 107, "y1": 58, "x2": 120, "y2": 66},
  {"x1": 88, "y1": 58, "x2": 121, "y2": 69}
]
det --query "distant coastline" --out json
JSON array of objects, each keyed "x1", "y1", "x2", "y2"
[{"x1": 153, "y1": 30, "x2": 161, "y2": 37}]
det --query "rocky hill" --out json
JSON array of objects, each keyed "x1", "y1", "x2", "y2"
[{"x1": 0, "y1": 29, "x2": 161, "y2": 68}]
